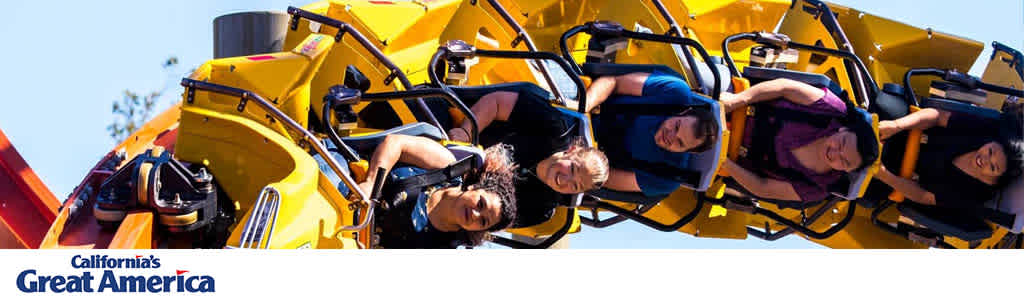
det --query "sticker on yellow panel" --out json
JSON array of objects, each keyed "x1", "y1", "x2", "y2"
[{"x1": 294, "y1": 34, "x2": 332, "y2": 58}]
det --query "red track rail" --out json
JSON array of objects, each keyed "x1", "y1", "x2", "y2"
[{"x1": 0, "y1": 128, "x2": 59, "y2": 248}]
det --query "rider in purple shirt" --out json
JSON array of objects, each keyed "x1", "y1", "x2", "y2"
[{"x1": 721, "y1": 78, "x2": 878, "y2": 203}]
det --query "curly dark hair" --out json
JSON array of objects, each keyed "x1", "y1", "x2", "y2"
[
  {"x1": 461, "y1": 144, "x2": 518, "y2": 246},
  {"x1": 996, "y1": 109, "x2": 1024, "y2": 188}
]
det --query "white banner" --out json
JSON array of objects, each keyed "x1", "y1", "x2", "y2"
[{"x1": 0, "y1": 250, "x2": 1019, "y2": 299}]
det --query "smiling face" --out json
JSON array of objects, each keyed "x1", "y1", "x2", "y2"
[
  {"x1": 654, "y1": 115, "x2": 705, "y2": 153},
  {"x1": 431, "y1": 188, "x2": 503, "y2": 232},
  {"x1": 970, "y1": 142, "x2": 1008, "y2": 178},
  {"x1": 538, "y1": 155, "x2": 596, "y2": 194},
  {"x1": 822, "y1": 128, "x2": 863, "y2": 172}
]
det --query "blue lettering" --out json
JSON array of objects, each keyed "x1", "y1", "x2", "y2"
[
  {"x1": 16, "y1": 269, "x2": 37, "y2": 293},
  {"x1": 50, "y1": 276, "x2": 65, "y2": 293},
  {"x1": 197, "y1": 276, "x2": 215, "y2": 293},
  {"x1": 151, "y1": 256, "x2": 161, "y2": 269},
  {"x1": 97, "y1": 270, "x2": 117, "y2": 292}
]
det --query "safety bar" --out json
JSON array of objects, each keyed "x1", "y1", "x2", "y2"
[
  {"x1": 286, "y1": 6, "x2": 447, "y2": 139},
  {"x1": 488, "y1": 208, "x2": 577, "y2": 249},
  {"x1": 181, "y1": 78, "x2": 374, "y2": 232},
  {"x1": 903, "y1": 68, "x2": 1024, "y2": 106},
  {"x1": 481, "y1": 0, "x2": 565, "y2": 102},
  {"x1": 579, "y1": 194, "x2": 705, "y2": 232},
  {"x1": 558, "y1": 22, "x2": 722, "y2": 101},
  {"x1": 359, "y1": 88, "x2": 481, "y2": 146},
  {"x1": 429, "y1": 41, "x2": 590, "y2": 114},
  {"x1": 721, "y1": 31, "x2": 878, "y2": 107},
  {"x1": 649, "y1": 0, "x2": 706, "y2": 94}
]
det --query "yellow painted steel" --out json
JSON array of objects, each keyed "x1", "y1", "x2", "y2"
[
  {"x1": 294, "y1": 0, "x2": 464, "y2": 127},
  {"x1": 439, "y1": 0, "x2": 541, "y2": 87},
  {"x1": 175, "y1": 36, "x2": 361, "y2": 248},
  {"x1": 981, "y1": 45, "x2": 1023, "y2": 109},
  {"x1": 828, "y1": 3, "x2": 984, "y2": 105},
  {"x1": 683, "y1": 0, "x2": 790, "y2": 68}
]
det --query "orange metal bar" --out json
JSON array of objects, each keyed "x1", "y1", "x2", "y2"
[
  {"x1": 0, "y1": 128, "x2": 60, "y2": 248},
  {"x1": 889, "y1": 106, "x2": 922, "y2": 202},
  {"x1": 726, "y1": 78, "x2": 750, "y2": 162},
  {"x1": 108, "y1": 211, "x2": 154, "y2": 249}
]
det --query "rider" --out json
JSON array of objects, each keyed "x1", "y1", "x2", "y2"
[
  {"x1": 716, "y1": 78, "x2": 879, "y2": 203},
  {"x1": 320, "y1": 134, "x2": 518, "y2": 248},
  {"x1": 577, "y1": 70, "x2": 720, "y2": 197},
  {"x1": 869, "y1": 106, "x2": 1024, "y2": 209},
  {"x1": 447, "y1": 88, "x2": 609, "y2": 228}
]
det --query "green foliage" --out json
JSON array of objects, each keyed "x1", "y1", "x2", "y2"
[{"x1": 107, "y1": 57, "x2": 179, "y2": 142}]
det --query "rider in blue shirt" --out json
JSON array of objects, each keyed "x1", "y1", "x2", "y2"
[{"x1": 585, "y1": 69, "x2": 719, "y2": 197}]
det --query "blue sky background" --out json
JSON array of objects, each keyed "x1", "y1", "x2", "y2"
[{"x1": 0, "y1": 0, "x2": 1020, "y2": 249}]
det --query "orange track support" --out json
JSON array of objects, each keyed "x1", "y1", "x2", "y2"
[{"x1": 0, "y1": 128, "x2": 60, "y2": 248}]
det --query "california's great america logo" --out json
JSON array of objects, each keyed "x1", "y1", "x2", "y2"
[{"x1": 14, "y1": 255, "x2": 214, "y2": 293}]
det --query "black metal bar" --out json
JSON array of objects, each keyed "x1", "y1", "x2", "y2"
[
  {"x1": 649, "y1": 0, "x2": 706, "y2": 92},
  {"x1": 747, "y1": 198, "x2": 840, "y2": 241},
  {"x1": 578, "y1": 203, "x2": 654, "y2": 228},
  {"x1": 286, "y1": 6, "x2": 447, "y2": 139},
  {"x1": 558, "y1": 23, "x2": 722, "y2": 100},
  {"x1": 991, "y1": 41, "x2": 1023, "y2": 80},
  {"x1": 360, "y1": 88, "x2": 480, "y2": 146},
  {"x1": 720, "y1": 32, "x2": 878, "y2": 107},
  {"x1": 722, "y1": 32, "x2": 759, "y2": 77},
  {"x1": 431, "y1": 45, "x2": 590, "y2": 114},
  {"x1": 903, "y1": 68, "x2": 1024, "y2": 106},
  {"x1": 558, "y1": 25, "x2": 587, "y2": 75},
  {"x1": 793, "y1": 0, "x2": 874, "y2": 102},
  {"x1": 483, "y1": 0, "x2": 566, "y2": 102},
  {"x1": 868, "y1": 201, "x2": 956, "y2": 249},
  {"x1": 709, "y1": 195, "x2": 855, "y2": 240},
  {"x1": 489, "y1": 208, "x2": 577, "y2": 249},
  {"x1": 582, "y1": 195, "x2": 704, "y2": 232}
]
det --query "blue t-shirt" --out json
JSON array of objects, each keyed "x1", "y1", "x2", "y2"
[{"x1": 593, "y1": 70, "x2": 712, "y2": 196}]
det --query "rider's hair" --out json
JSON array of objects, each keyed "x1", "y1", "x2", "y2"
[
  {"x1": 997, "y1": 109, "x2": 1024, "y2": 188},
  {"x1": 564, "y1": 138, "x2": 610, "y2": 190},
  {"x1": 463, "y1": 144, "x2": 518, "y2": 246},
  {"x1": 679, "y1": 107, "x2": 719, "y2": 153}
]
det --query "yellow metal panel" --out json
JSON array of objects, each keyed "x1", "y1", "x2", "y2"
[
  {"x1": 829, "y1": 3, "x2": 984, "y2": 102},
  {"x1": 981, "y1": 46, "x2": 1023, "y2": 109},
  {"x1": 505, "y1": 207, "x2": 581, "y2": 238}
]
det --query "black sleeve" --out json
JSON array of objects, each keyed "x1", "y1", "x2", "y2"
[
  {"x1": 511, "y1": 176, "x2": 562, "y2": 228},
  {"x1": 505, "y1": 92, "x2": 572, "y2": 139},
  {"x1": 944, "y1": 110, "x2": 999, "y2": 135},
  {"x1": 925, "y1": 178, "x2": 991, "y2": 210}
]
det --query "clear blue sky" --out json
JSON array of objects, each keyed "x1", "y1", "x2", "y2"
[{"x1": 0, "y1": 0, "x2": 1020, "y2": 249}]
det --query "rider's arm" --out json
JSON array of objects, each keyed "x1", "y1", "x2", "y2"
[
  {"x1": 602, "y1": 168, "x2": 643, "y2": 192},
  {"x1": 721, "y1": 78, "x2": 825, "y2": 112},
  {"x1": 873, "y1": 167, "x2": 937, "y2": 205},
  {"x1": 878, "y1": 108, "x2": 952, "y2": 140},
  {"x1": 721, "y1": 160, "x2": 801, "y2": 201},
  {"x1": 449, "y1": 91, "x2": 518, "y2": 142},
  {"x1": 569, "y1": 72, "x2": 651, "y2": 112},
  {"x1": 361, "y1": 135, "x2": 457, "y2": 193}
]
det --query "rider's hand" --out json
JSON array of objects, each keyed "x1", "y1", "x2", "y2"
[
  {"x1": 878, "y1": 120, "x2": 900, "y2": 140},
  {"x1": 448, "y1": 127, "x2": 470, "y2": 143},
  {"x1": 357, "y1": 181, "x2": 375, "y2": 199}
]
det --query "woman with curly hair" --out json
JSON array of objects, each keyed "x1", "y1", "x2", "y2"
[{"x1": 321, "y1": 134, "x2": 518, "y2": 248}]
